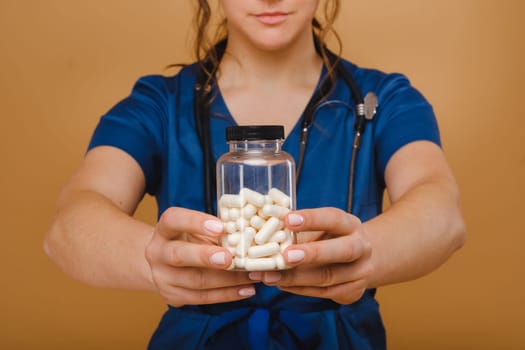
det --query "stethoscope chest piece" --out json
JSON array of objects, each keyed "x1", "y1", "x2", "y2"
[{"x1": 364, "y1": 92, "x2": 378, "y2": 120}]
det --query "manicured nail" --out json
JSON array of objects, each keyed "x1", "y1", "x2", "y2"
[
  {"x1": 204, "y1": 220, "x2": 224, "y2": 234},
  {"x1": 264, "y1": 272, "x2": 282, "y2": 283},
  {"x1": 287, "y1": 249, "x2": 305, "y2": 263},
  {"x1": 210, "y1": 251, "x2": 226, "y2": 265},
  {"x1": 248, "y1": 272, "x2": 263, "y2": 281},
  {"x1": 287, "y1": 214, "x2": 304, "y2": 226},
  {"x1": 239, "y1": 287, "x2": 256, "y2": 297}
]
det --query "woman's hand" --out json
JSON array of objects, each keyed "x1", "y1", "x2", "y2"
[
  {"x1": 250, "y1": 207, "x2": 374, "y2": 305},
  {"x1": 145, "y1": 207, "x2": 255, "y2": 307}
]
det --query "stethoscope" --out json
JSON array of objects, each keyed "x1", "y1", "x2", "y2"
[{"x1": 194, "y1": 39, "x2": 378, "y2": 216}]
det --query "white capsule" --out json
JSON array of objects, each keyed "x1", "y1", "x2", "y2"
[
  {"x1": 255, "y1": 217, "x2": 282, "y2": 245},
  {"x1": 236, "y1": 217, "x2": 249, "y2": 231},
  {"x1": 219, "y1": 194, "x2": 245, "y2": 208},
  {"x1": 268, "y1": 188, "x2": 291, "y2": 208},
  {"x1": 237, "y1": 227, "x2": 256, "y2": 258},
  {"x1": 225, "y1": 221, "x2": 237, "y2": 234},
  {"x1": 270, "y1": 230, "x2": 287, "y2": 243},
  {"x1": 248, "y1": 242, "x2": 280, "y2": 258},
  {"x1": 220, "y1": 235, "x2": 230, "y2": 247},
  {"x1": 241, "y1": 204, "x2": 257, "y2": 220},
  {"x1": 227, "y1": 232, "x2": 241, "y2": 246},
  {"x1": 220, "y1": 236, "x2": 237, "y2": 255},
  {"x1": 245, "y1": 258, "x2": 276, "y2": 271},
  {"x1": 261, "y1": 204, "x2": 290, "y2": 219},
  {"x1": 219, "y1": 207, "x2": 230, "y2": 221},
  {"x1": 265, "y1": 195, "x2": 274, "y2": 205},
  {"x1": 257, "y1": 207, "x2": 270, "y2": 219},
  {"x1": 273, "y1": 253, "x2": 286, "y2": 270},
  {"x1": 240, "y1": 188, "x2": 266, "y2": 208},
  {"x1": 280, "y1": 235, "x2": 294, "y2": 253},
  {"x1": 228, "y1": 208, "x2": 240, "y2": 220},
  {"x1": 234, "y1": 257, "x2": 246, "y2": 269},
  {"x1": 250, "y1": 215, "x2": 266, "y2": 230}
]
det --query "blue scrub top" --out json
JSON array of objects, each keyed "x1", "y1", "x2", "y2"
[{"x1": 88, "y1": 60, "x2": 440, "y2": 349}]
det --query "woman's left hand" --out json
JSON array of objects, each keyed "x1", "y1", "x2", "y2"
[{"x1": 249, "y1": 207, "x2": 374, "y2": 305}]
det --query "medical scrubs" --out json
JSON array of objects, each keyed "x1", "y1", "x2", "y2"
[{"x1": 88, "y1": 59, "x2": 441, "y2": 349}]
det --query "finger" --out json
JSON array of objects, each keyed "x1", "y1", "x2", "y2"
[
  {"x1": 157, "y1": 207, "x2": 224, "y2": 239},
  {"x1": 295, "y1": 230, "x2": 325, "y2": 244},
  {"x1": 161, "y1": 239, "x2": 233, "y2": 269},
  {"x1": 283, "y1": 234, "x2": 371, "y2": 266},
  {"x1": 285, "y1": 207, "x2": 361, "y2": 237},
  {"x1": 159, "y1": 266, "x2": 253, "y2": 289},
  {"x1": 160, "y1": 283, "x2": 256, "y2": 307},
  {"x1": 261, "y1": 263, "x2": 361, "y2": 288},
  {"x1": 278, "y1": 279, "x2": 367, "y2": 305}
]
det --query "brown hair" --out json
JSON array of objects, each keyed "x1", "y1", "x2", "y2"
[{"x1": 193, "y1": 0, "x2": 342, "y2": 86}]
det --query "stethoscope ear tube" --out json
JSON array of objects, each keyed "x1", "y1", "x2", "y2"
[
  {"x1": 194, "y1": 41, "x2": 228, "y2": 215},
  {"x1": 194, "y1": 75, "x2": 216, "y2": 215},
  {"x1": 347, "y1": 93, "x2": 378, "y2": 213},
  {"x1": 297, "y1": 48, "x2": 370, "y2": 214}
]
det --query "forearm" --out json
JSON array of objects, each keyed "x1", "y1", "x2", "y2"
[
  {"x1": 364, "y1": 178, "x2": 466, "y2": 288},
  {"x1": 44, "y1": 190, "x2": 156, "y2": 291}
]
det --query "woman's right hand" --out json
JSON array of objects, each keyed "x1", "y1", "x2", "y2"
[{"x1": 145, "y1": 207, "x2": 256, "y2": 307}]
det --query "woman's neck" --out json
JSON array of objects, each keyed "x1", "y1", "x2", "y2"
[
  {"x1": 218, "y1": 32, "x2": 322, "y2": 91},
  {"x1": 215, "y1": 32, "x2": 323, "y2": 137}
]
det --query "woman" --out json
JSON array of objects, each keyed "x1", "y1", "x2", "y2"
[{"x1": 44, "y1": 0, "x2": 466, "y2": 348}]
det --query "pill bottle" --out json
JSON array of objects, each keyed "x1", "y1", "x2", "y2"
[{"x1": 216, "y1": 125, "x2": 296, "y2": 271}]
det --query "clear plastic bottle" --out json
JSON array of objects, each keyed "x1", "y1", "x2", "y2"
[{"x1": 216, "y1": 125, "x2": 296, "y2": 271}]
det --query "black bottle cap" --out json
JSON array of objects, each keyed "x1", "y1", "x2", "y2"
[{"x1": 226, "y1": 125, "x2": 285, "y2": 141}]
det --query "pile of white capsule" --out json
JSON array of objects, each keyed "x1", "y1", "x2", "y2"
[{"x1": 218, "y1": 187, "x2": 294, "y2": 271}]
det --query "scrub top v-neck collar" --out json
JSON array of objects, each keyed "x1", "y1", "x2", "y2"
[{"x1": 208, "y1": 64, "x2": 329, "y2": 152}]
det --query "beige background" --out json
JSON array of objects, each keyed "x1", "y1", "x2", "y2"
[{"x1": 1, "y1": 0, "x2": 524, "y2": 349}]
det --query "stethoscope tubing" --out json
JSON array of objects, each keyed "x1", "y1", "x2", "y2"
[
  {"x1": 295, "y1": 99, "x2": 364, "y2": 214},
  {"x1": 194, "y1": 42, "x2": 369, "y2": 216}
]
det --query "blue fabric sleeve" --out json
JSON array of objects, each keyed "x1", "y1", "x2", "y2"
[
  {"x1": 87, "y1": 75, "x2": 170, "y2": 195},
  {"x1": 373, "y1": 73, "x2": 441, "y2": 177}
]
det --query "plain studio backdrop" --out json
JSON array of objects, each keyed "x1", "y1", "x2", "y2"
[{"x1": 1, "y1": 0, "x2": 523, "y2": 349}]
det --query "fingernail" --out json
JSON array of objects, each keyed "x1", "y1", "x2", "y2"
[
  {"x1": 249, "y1": 272, "x2": 263, "y2": 281},
  {"x1": 210, "y1": 251, "x2": 226, "y2": 265},
  {"x1": 239, "y1": 287, "x2": 256, "y2": 297},
  {"x1": 264, "y1": 272, "x2": 282, "y2": 283},
  {"x1": 204, "y1": 220, "x2": 224, "y2": 234},
  {"x1": 287, "y1": 214, "x2": 304, "y2": 226},
  {"x1": 287, "y1": 249, "x2": 305, "y2": 263}
]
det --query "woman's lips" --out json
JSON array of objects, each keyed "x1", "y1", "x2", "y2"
[{"x1": 255, "y1": 12, "x2": 289, "y2": 25}]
